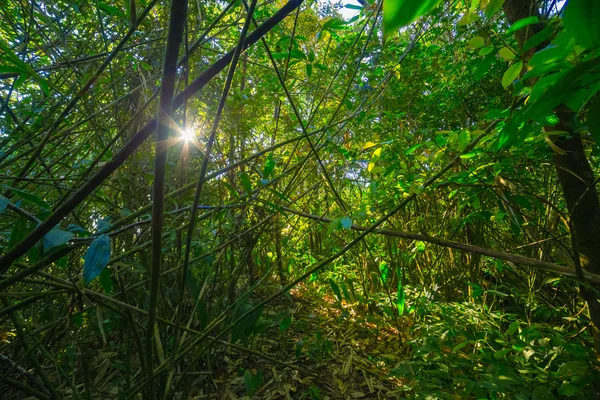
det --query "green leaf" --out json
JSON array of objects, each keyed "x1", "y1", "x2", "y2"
[
  {"x1": 239, "y1": 172, "x2": 252, "y2": 194},
  {"x1": 83, "y1": 235, "x2": 111, "y2": 285},
  {"x1": 322, "y1": 18, "x2": 347, "y2": 32},
  {"x1": 487, "y1": 289, "x2": 508, "y2": 297},
  {"x1": 383, "y1": 0, "x2": 442, "y2": 35},
  {"x1": 474, "y1": 52, "x2": 497, "y2": 81},
  {"x1": 99, "y1": 268, "x2": 113, "y2": 295},
  {"x1": 96, "y1": 219, "x2": 112, "y2": 234},
  {"x1": 14, "y1": 73, "x2": 28, "y2": 88},
  {"x1": 532, "y1": 386, "x2": 555, "y2": 400},
  {"x1": 368, "y1": 147, "x2": 382, "y2": 172},
  {"x1": 27, "y1": 240, "x2": 42, "y2": 264},
  {"x1": 396, "y1": 267, "x2": 405, "y2": 315},
  {"x1": 557, "y1": 361, "x2": 588, "y2": 377},
  {"x1": 563, "y1": 0, "x2": 600, "y2": 49},
  {"x1": 345, "y1": 4, "x2": 363, "y2": 10},
  {"x1": 125, "y1": 0, "x2": 132, "y2": 21},
  {"x1": 0, "y1": 196, "x2": 8, "y2": 213},
  {"x1": 507, "y1": 16, "x2": 539, "y2": 35},
  {"x1": 329, "y1": 279, "x2": 342, "y2": 302},
  {"x1": 452, "y1": 340, "x2": 469, "y2": 353},
  {"x1": 458, "y1": 130, "x2": 471, "y2": 151},
  {"x1": 589, "y1": 94, "x2": 600, "y2": 143},
  {"x1": 2, "y1": 186, "x2": 50, "y2": 209},
  {"x1": 0, "y1": 41, "x2": 47, "y2": 94},
  {"x1": 457, "y1": 13, "x2": 480, "y2": 25},
  {"x1": 505, "y1": 321, "x2": 519, "y2": 336},
  {"x1": 467, "y1": 36, "x2": 485, "y2": 48},
  {"x1": 523, "y1": 25, "x2": 554, "y2": 52},
  {"x1": 379, "y1": 261, "x2": 389, "y2": 284},
  {"x1": 38, "y1": 79, "x2": 50, "y2": 96},
  {"x1": 327, "y1": 218, "x2": 341, "y2": 235},
  {"x1": 98, "y1": 2, "x2": 123, "y2": 17},
  {"x1": 459, "y1": 152, "x2": 478, "y2": 159},
  {"x1": 502, "y1": 61, "x2": 523, "y2": 89},
  {"x1": 43, "y1": 228, "x2": 74, "y2": 252},
  {"x1": 558, "y1": 383, "x2": 584, "y2": 396},
  {"x1": 0, "y1": 41, "x2": 29, "y2": 69},
  {"x1": 55, "y1": 256, "x2": 69, "y2": 269},
  {"x1": 243, "y1": 369, "x2": 264, "y2": 397},
  {"x1": 290, "y1": 49, "x2": 307, "y2": 60},
  {"x1": 341, "y1": 282, "x2": 352, "y2": 302},
  {"x1": 262, "y1": 154, "x2": 276, "y2": 179},
  {"x1": 404, "y1": 143, "x2": 424, "y2": 155},
  {"x1": 498, "y1": 46, "x2": 516, "y2": 60},
  {"x1": 340, "y1": 216, "x2": 352, "y2": 229},
  {"x1": 484, "y1": 0, "x2": 505, "y2": 19},
  {"x1": 8, "y1": 216, "x2": 29, "y2": 251},
  {"x1": 479, "y1": 46, "x2": 495, "y2": 55},
  {"x1": 0, "y1": 65, "x2": 26, "y2": 74},
  {"x1": 494, "y1": 348, "x2": 511, "y2": 359},
  {"x1": 415, "y1": 241, "x2": 426, "y2": 252},
  {"x1": 68, "y1": 224, "x2": 91, "y2": 237},
  {"x1": 279, "y1": 316, "x2": 292, "y2": 331}
]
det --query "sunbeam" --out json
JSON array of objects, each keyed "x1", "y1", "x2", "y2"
[{"x1": 181, "y1": 128, "x2": 195, "y2": 142}]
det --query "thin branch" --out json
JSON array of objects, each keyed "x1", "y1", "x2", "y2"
[
  {"x1": 273, "y1": 205, "x2": 600, "y2": 284},
  {"x1": 146, "y1": 0, "x2": 188, "y2": 396},
  {"x1": 174, "y1": 0, "x2": 259, "y2": 360},
  {"x1": 8, "y1": 0, "x2": 161, "y2": 187},
  {"x1": 0, "y1": 0, "x2": 306, "y2": 272}
]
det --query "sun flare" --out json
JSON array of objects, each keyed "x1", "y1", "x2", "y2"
[{"x1": 181, "y1": 128, "x2": 195, "y2": 142}]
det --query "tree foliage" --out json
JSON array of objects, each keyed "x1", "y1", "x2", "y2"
[{"x1": 1, "y1": 0, "x2": 600, "y2": 398}]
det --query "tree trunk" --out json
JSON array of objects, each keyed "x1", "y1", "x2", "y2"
[{"x1": 503, "y1": 0, "x2": 600, "y2": 351}]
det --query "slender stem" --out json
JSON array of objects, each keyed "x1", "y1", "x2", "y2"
[
  {"x1": 0, "y1": 0, "x2": 306, "y2": 273},
  {"x1": 8, "y1": 0, "x2": 161, "y2": 187},
  {"x1": 146, "y1": 0, "x2": 188, "y2": 397},
  {"x1": 1, "y1": 297, "x2": 63, "y2": 400},
  {"x1": 172, "y1": 0, "x2": 259, "y2": 367}
]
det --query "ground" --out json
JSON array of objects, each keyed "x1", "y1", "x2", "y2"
[{"x1": 194, "y1": 283, "x2": 409, "y2": 399}]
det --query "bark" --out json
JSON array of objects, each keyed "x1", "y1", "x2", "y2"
[{"x1": 503, "y1": 0, "x2": 600, "y2": 350}]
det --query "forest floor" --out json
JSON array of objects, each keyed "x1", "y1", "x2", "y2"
[{"x1": 199, "y1": 284, "x2": 409, "y2": 399}]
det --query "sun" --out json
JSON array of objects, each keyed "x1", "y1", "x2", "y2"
[{"x1": 181, "y1": 128, "x2": 195, "y2": 142}]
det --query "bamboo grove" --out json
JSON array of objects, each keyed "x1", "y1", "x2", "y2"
[{"x1": 1, "y1": 0, "x2": 600, "y2": 398}]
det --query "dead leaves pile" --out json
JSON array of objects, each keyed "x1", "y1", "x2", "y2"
[{"x1": 199, "y1": 285, "x2": 410, "y2": 399}]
